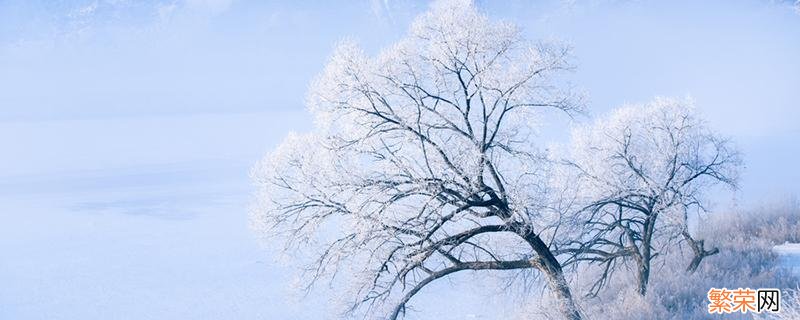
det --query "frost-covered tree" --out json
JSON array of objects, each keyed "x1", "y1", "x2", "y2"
[
  {"x1": 250, "y1": 1, "x2": 586, "y2": 319},
  {"x1": 563, "y1": 98, "x2": 741, "y2": 296}
]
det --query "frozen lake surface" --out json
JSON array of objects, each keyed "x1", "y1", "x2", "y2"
[
  {"x1": 0, "y1": 113, "x2": 515, "y2": 320},
  {"x1": 0, "y1": 161, "x2": 325, "y2": 319},
  {"x1": 774, "y1": 243, "x2": 800, "y2": 275},
  {"x1": 0, "y1": 112, "x2": 322, "y2": 319}
]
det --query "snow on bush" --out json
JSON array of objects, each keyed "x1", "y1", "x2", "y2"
[{"x1": 522, "y1": 198, "x2": 800, "y2": 319}]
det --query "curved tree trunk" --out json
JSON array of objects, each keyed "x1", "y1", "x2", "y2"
[
  {"x1": 513, "y1": 222, "x2": 582, "y2": 320},
  {"x1": 540, "y1": 250, "x2": 582, "y2": 320}
]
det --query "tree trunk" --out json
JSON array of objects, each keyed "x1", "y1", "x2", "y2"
[
  {"x1": 682, "y1": 230, "x2": 719, "y2": 274},
  {"x1": 686, "y1": 255, "x2": 703, "y2": 274},
  {"x1": 637, "y1": 216, "x2": 655, "y2": 296},
  {"x1": 514, "y1": 223, "x2": 582, "y2": 320},
  {"x1": 685, "y1": 246, "x2": 719, "y2": 273},
  {"x1": 637, "y1": 256, "x2": 650, "y2": 296},
  {"x1": 541, "y1": 259, "x2": 582, "y2": 320}
]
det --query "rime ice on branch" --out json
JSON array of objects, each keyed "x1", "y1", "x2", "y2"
[
  {"x1": 561, "y1": 98, "x2": 742, "y2": 296},
  {"x1": 250, "y1": 0, "x2": 585, "y2": 319}
]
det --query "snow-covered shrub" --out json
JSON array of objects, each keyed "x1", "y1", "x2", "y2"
[
  {"x1": 753, "y1": 288, "x2": 800, "y2": 320},
  {"x1": 526, "y1": 198, "x2": 800, "y2": 319}
]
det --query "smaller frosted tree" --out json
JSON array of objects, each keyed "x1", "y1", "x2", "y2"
[{"x1": 563, "y1": 98, "x2": 741, "y2": 296}]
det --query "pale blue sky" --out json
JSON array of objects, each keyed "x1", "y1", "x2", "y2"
[{"x1": 0, "y1": 1, "x2": 798, "y2": 319}]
